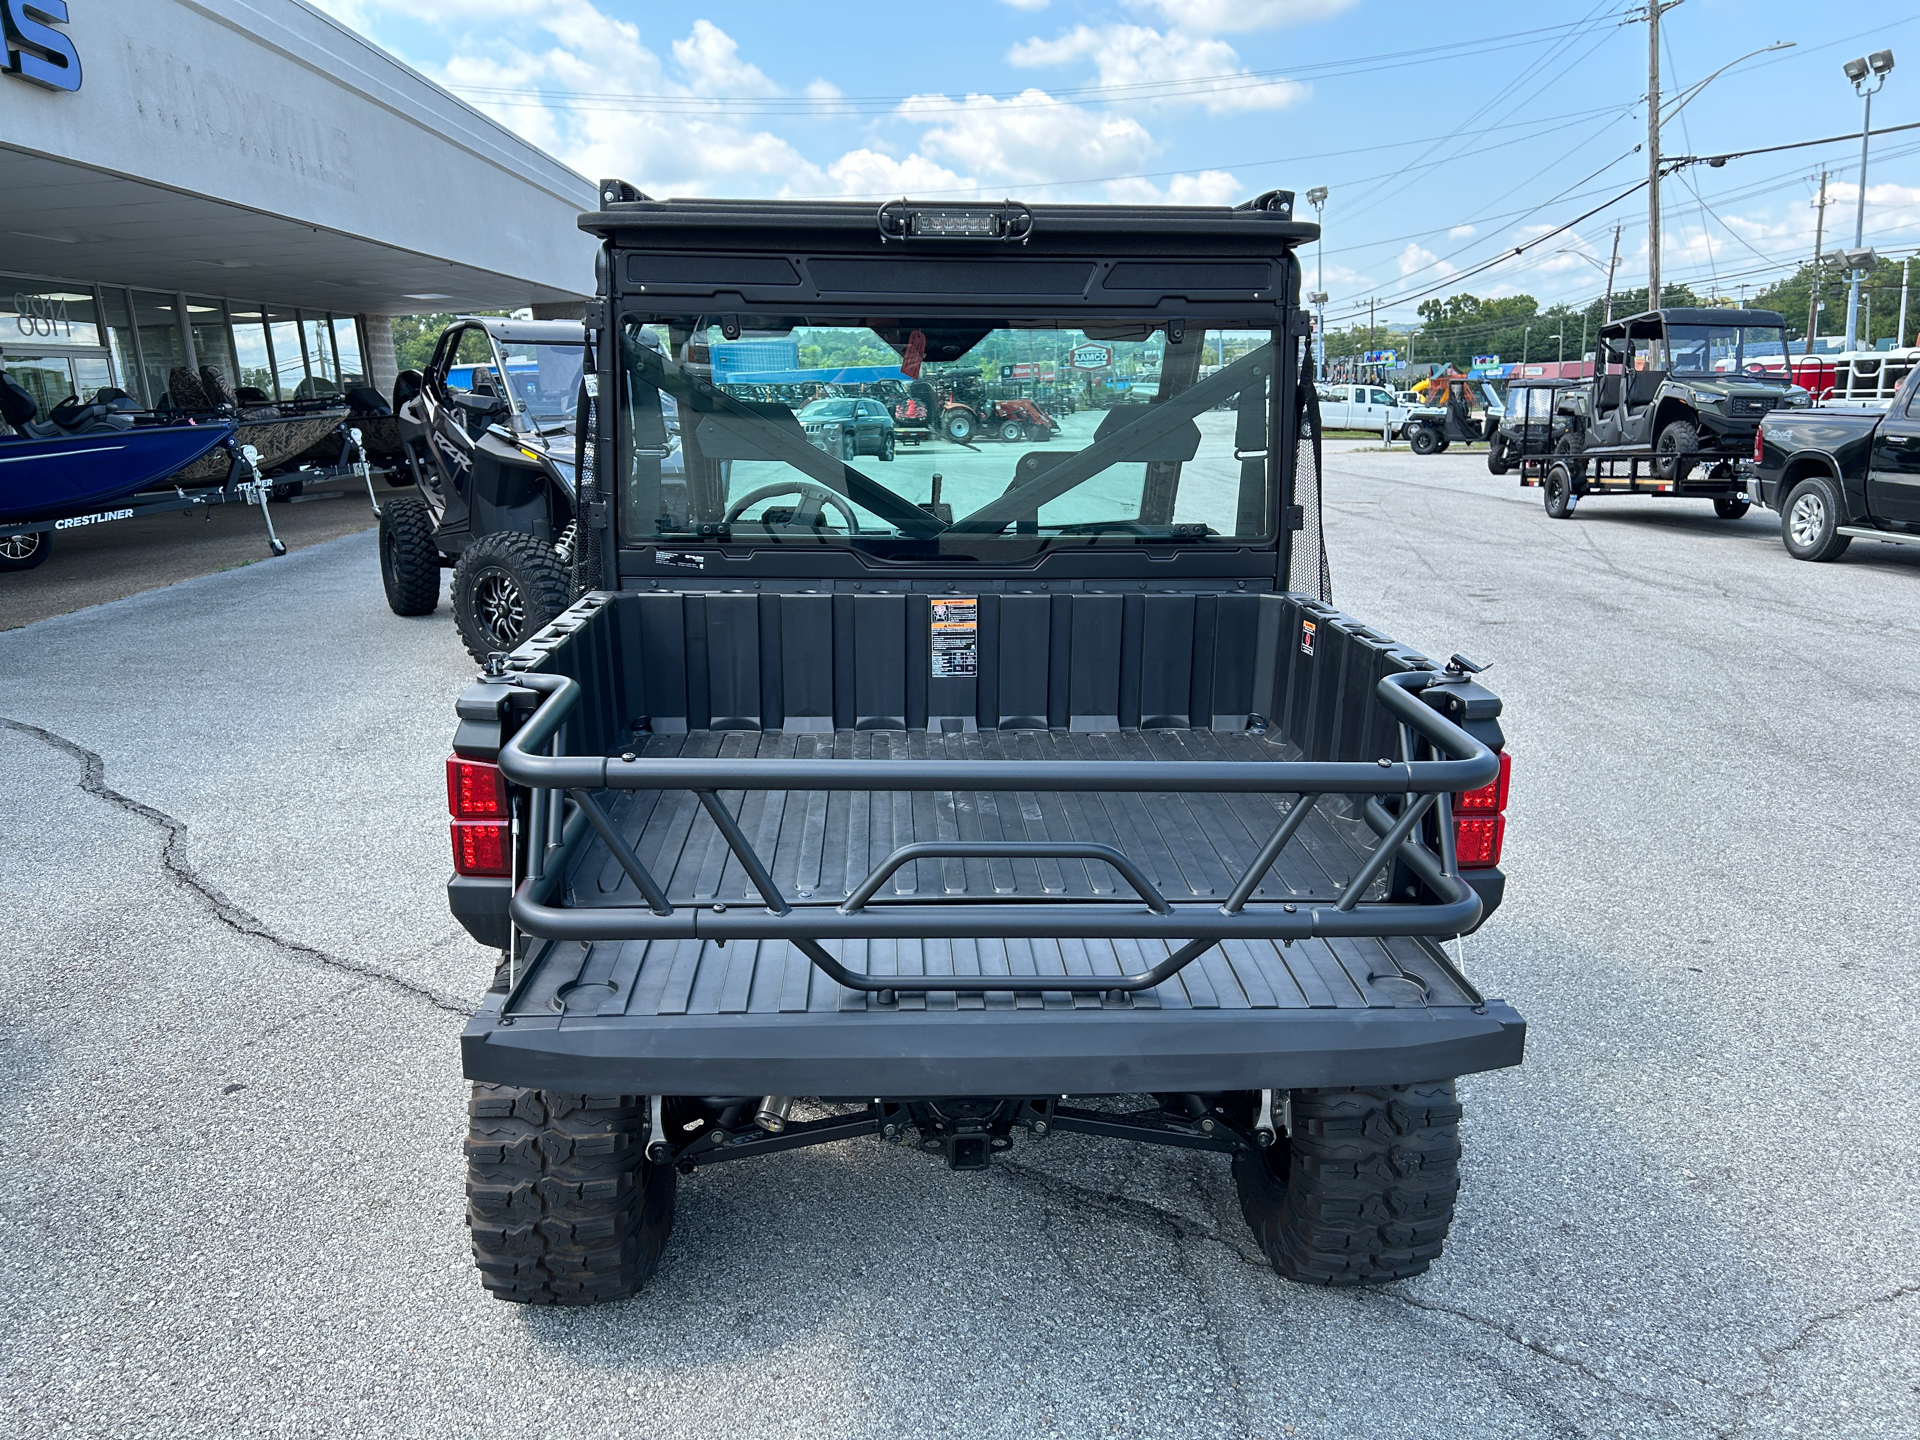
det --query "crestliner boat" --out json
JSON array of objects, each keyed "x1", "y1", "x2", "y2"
[{"x1": 0, "y1": 371, "x2": 286, "y2": 572}]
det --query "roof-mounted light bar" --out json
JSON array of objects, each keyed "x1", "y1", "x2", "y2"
[{"x1": 876, "y1": 200, "x2": 1034, "y2": 243}]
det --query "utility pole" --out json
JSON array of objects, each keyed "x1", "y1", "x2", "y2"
[
  {"x1": 1642, "y1": 1, "x2": 1683, "y2": 310},
  {"x1": 1604, "y1": 223, "x2": 1621, "y2": 323},
  {"x1": 1806, "y1": 169, "x2": 1829, "y2": 356}
]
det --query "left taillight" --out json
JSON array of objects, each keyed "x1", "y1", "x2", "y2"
[
  {"x1": 448, "y1": 756, "x2": 510, "y2": 876},
  {"x1": 1753, "y1": 428, "x2": 1764, "y2": 464},
  {"x1": 1453, "y1": 750, "x2": 1510, "y2": 869}
]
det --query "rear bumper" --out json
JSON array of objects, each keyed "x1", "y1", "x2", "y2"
[{"x1": 460, "y1": 995, "x2": 1526, "y2": 1097}]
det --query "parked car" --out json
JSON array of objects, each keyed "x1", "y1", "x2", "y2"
[
  {"x1": 798, "y1": 396, "x2": 896, "y2": 460},
  {"x1": 1750, "y1": 362, "x2": 1920, "y2": 560},
  {"x1": 1317, "y1": 383, "x2": 1408, "y2": 435},
  {"x1": 446, "y1": 187, "x2": 1525, "y2": 1307}
]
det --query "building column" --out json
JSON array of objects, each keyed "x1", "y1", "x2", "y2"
[{"x1": 364, "y1": 315, "x2": 399, "y2": 395}]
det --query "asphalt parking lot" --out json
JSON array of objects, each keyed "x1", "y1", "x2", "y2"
[{"x1": 4, "y1": 440, "x2": 1917, "y2": 1440}]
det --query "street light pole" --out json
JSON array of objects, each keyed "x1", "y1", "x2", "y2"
[
  {"x1": 1843, "y1": 50, "x2": 1895, "y2": 350},
  {"x1": 1900, "y1": 253, "x2": 1911, "y2": 348},
  {"x1": 1306, "y1": 187, "x2": 1328, "y2": 372}
]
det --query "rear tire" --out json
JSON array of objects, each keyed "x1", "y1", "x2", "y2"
[
  {"x1": 1234, "y1": 1082, "x2": 1463, "y2": 1286},
  {"x1": 1781, "y1": 475, "x2": 1852, "y2": 562},
  {"x1": 1409, "y1": 426, "x2": 1438, "y2": 456},
  {"x1": 378, "y1": 494, "x2": 440, "y2": 616},
  {"x1": 1712, "y1": 496, "x2": 1751, "y2": 520},
  {"x1": 879, "y1": 433, "x2": 895, "y2": 461},
  {"x1": 451, "y1": 530, "x2": 572, "y2": 663},
  {"x1": 0, "y1": 530, "x2": 50, "y2": 571},
  {"x1": 944, "y1": 411, "x2": 974, "y2": 443},
  {"x1": 465, "y1": 1085, "x2": 677, "y2": 1306}
]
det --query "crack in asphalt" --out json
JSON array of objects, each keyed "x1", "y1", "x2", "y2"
[
  {"x1": 1724, "y1": 1278, "x2": 1920, "y2": 1439},
  {"x1": 2, "y1": 716, "x2": 472, "y2": 1017},
  {"x1": 997, "y1": 1155, "x2": 1271, "y2": 1269}
]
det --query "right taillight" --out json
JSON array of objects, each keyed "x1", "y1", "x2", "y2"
[
  {"x1": 1753, "y1": 428, "x2": 1764, "y2": 464},
  {"x1": 447, "y1": 755, "x2": 510, "y2": 876},
  {"x1": 1454, "y1": 751, "x2": 1510, "y2": 869}
]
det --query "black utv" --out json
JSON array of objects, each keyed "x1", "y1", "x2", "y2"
[
  {"x1": 443, "y1": 185, "x2": 1526, "y2": 1306},
  {"x1": 1583, "y1": 308, "x2": 1809, "y2": 478},
  {"x1": 378, "y1": 318, "x2": 600, "y2": 661}
]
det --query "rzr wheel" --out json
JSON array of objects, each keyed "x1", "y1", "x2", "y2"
[
  {"x1": 1409, "y1": 426, "x2": 1438, "y2": 455},
  {"x1": 1544, "y1": 463, "x2": 1576, "y2": 519},
  {"x1": 1234, "y1": 1082, "x2": 1463, "y2": 1286},
  {"x1": 0, "y1": 530, "x2": 50, "y2": 571},
  {"x1": 1713, "y1": 496, "x2": 1751, "y2": 520},
  {"x1": 378, "y1": 494, "x2": 440, "y2": 616},
  {"x1": 998, "y1": 420, "x2": 1023, "y2": 442},
  {"x1": 450, "y1": 530, "x2": 572, "y2": 663},
  {"x1": 1781, "y1": 474, "x2": 1852, "y2": 562},
  {"x1": 1655, "y1": 418, "x2": 1700, "y2": 482},
  {"x1": 465, "y1": 1086, "x2": 677, "y2": 1306},
  {"x1": 944, "y1": 411, "x2": 974, "y2": 443}
]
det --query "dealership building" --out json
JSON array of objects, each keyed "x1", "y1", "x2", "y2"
[{"x1": 1, "y1": 0, "x2": 596, "y2": 420}]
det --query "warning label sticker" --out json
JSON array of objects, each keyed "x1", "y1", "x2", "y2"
[{"x1": 930, "y1": 596, "x2": 979, "y2": 678}]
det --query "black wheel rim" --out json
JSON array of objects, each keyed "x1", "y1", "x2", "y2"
[{"x1": 472, "y1": 570, "x2": 525, "y2": 646}]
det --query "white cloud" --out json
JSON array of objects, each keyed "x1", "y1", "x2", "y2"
[
  {"x1": 1397, "y1": 243, "x2": 1456, "y2": 280},
  {"x1": 998, "y1": 0, "x2": 1051, "y2": 9},
  {"x1": 1448, "y1": 224, "x2": 1476, "y2": 239},
  {"x1": 899, "y1": 90, "x2": 1158, "y2": 190},
  {"x1": 670, "y1": 19, "x2": 778, "y2": 95},
  {"x1": 1125, "y1": 0, "x2": 1358, "y2": 34},
  {"x1": 820, "y1": 148, "x2": 973, "y2": 199},
  {"x1": 1008, "y1": 24, "x2": 1304, "y2": 113},
  {"x1": 1104, "y1": 169, "x2": 1245, "y2": 206}
]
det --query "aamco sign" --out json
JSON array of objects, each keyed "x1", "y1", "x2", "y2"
[{"x1": 1067, "y1": 343, "x2": 1113, "y2": 371}]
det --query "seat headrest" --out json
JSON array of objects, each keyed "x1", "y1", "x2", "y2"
[
  {"x1": 199, "y1": 366, "x2": 237, "y2": 409},
  {"x1": 235, "y1": 386, "x2": 273, "y2": 406},
  {"x1": 0, "y1": 371, "x2": 38, "y2": 428},
  {"x1": 169, "y1": 366, "x2": 218, "y2": 411}
]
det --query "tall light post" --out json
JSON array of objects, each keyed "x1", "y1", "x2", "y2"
[
  {"x1": 1551, "y1": 332, "x2": 1564, "y2": 364},
  {"x1": 1306, "y1": 187, "x2": 1329, "y2": 371},
  {"x1": 1842, "y1": 49, "x2": 1895, "y2": 350}
]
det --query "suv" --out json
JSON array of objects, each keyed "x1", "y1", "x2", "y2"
[
  {"x1": 798, "y1": 396, "x2": 896, "y2": 460},
  {"x1": 1583, "y1": 308, "x2": 1809, "y2": 476},
  {"x1": 378, "y1": 318, "x2": 596, "y2": 660},
  {"x1": 446, "y1": 185, "x2": 1524, "y2": 1306}
]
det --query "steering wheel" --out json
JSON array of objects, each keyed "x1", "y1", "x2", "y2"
[
  {"x1": 724, "y1": 482, "x2": 861, "y2": 532},
  {"x1": 1744, "y1": 362, "x2": 1770, "y2": 376}
]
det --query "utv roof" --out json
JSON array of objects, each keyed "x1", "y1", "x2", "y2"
[
  {"x1": 1601, "y1": 307, "x2": 1787, "y2": 337},
  {"x1": 464, "y1": 318, "x2": 585, "y2": 346},
  {"x1": 577, "y1": 188, "x2": 1318, "y2": 249}
]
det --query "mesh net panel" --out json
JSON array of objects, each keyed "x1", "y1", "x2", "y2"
[
  {"x1": 571, "y1": 375, "x2": 602, "y2": 598},
  {"x1": 1288, "y1": 340, "x2": 1332, "y2": 602}
]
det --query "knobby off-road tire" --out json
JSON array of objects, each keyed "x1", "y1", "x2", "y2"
[
  {"x1": 450, "y1": 530, "x2": 572, "y2": 663},
  {"x1": 1486, "y1": 439, "x2": 1511, "y2": 476},
  {"x1": 378, "y1": 494, "x2": 440, "y2": 616},
  {"x1": 466, "y1": 1086, "x2": 677, "y2": 1305},
  {"x1": 1409, "y1": 426, "x2": 1438, "y2": 456},
  {"x1": 1655, "y1": 419, "x2": 1700, "y2": 482},
  {"x1": 1234, "y1": 1082, "x2": 1463, "y2": 1286},
  {"x1": 1781, "y1": 474, "x2": 1852, "y2": 562}
]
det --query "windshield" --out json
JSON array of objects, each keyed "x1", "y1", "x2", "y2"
[
  {"x1": 1667, "y1": 324, "x2": 1790, "y2": 378},
  {"x1": 617, "y1": 317, "x2": 1279, "y2": 558},
  {"x1": 499, "y1": 342, "x2": 585, "y2": 432}
]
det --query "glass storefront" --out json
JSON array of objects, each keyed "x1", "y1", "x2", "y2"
[{"x1": 2, "y1": 272, "x2": 372, "y2": 413}]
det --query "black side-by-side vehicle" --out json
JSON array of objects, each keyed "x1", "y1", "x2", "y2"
[{"x1": 446, "y1": 187, "x2": 1525, "y2": 1306}]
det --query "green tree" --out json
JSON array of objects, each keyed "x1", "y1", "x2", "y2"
[
  {"x1": 1754, "y1": 257, "x2": 1916, "y2": 349},
  {"x1": 388, "y1": 311, "x2": 515, "y2": 373}
]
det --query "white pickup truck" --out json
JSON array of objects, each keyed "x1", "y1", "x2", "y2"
[{"x1": 1317, "y1": 382, "x2": 1410, "y2": 436}]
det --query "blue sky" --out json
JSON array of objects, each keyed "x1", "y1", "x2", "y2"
[{"x1": 315, "y1": 0, "x2": 1919, "y2": 329}]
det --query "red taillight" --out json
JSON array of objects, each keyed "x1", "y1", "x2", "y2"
[
  {"x1": 447, "y1": 755, "x2": 507, "y2": 818},
  {"x1": 451, "y1": 821, "x2": 510, "y2": 876},
  {"x1": 1753, "y1": 428, "x2": 1764, "y2": 464},
  {"x1": 1453, "y1": 751, "x2": 1510, "y2": 868},
  {"x1": 1454, "y1": 751, "x2": 1511, "y2": 813},
  {"x1": 1453, "y1": 815, "x2": 1505, "y2": 868}
]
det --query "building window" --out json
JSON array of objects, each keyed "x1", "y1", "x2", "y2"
[
  {"x1": 268, "y1": 308, "x2": 304, "y2": 401},
  {"x1": 333, "y1": 316, "x2": 366, "y2": 389},
  {"x1": 185, "y1": 297, "x2": 235, "y2": 389},
  {"x1": 229, "y1": 304, "x2": 276, "y2": 402},
  {"x1": 101, "y1": 288, "x2": 142, "y2": 402},
  {"x1": 298, "y1": 313, "x2": 340, "y2": 397},
  {"x1": 2, "y1": 280, "x2": 103, "y2": 347},
  {"x1": 131, "y1": 290, "x2": 188, "y2": 404}
]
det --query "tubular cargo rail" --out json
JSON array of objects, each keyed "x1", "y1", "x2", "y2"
[{"x1": 492, "y1": 658, "x2": 1498, "y2": 1001}]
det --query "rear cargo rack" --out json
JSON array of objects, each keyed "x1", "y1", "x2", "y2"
[{"x1": 494, "y1": 668, "x2": 1497, "y2": 998}]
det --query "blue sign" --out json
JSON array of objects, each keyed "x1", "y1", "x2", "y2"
[
  {"x1": 1472, "y1": 354, "x2": 1500, "y2": 368},
  {"x1": 2, "y1": 0, "x2": 81, "y2": 92},
  {"x1": 1363, "y1": 350, "x2": 1397, "y2": 365}
]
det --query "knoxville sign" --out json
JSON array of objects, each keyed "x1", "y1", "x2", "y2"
[{"x1": 3, "y1": 0, "x2": 80, "y2": 91}]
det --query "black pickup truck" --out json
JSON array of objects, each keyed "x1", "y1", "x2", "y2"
[
  {"x1": 1751, "y1": 365, "x2": 1920, "y2": 561},
  {"x1": 447, "y1": 188, "x2": 1525, "y2": 1306}
]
